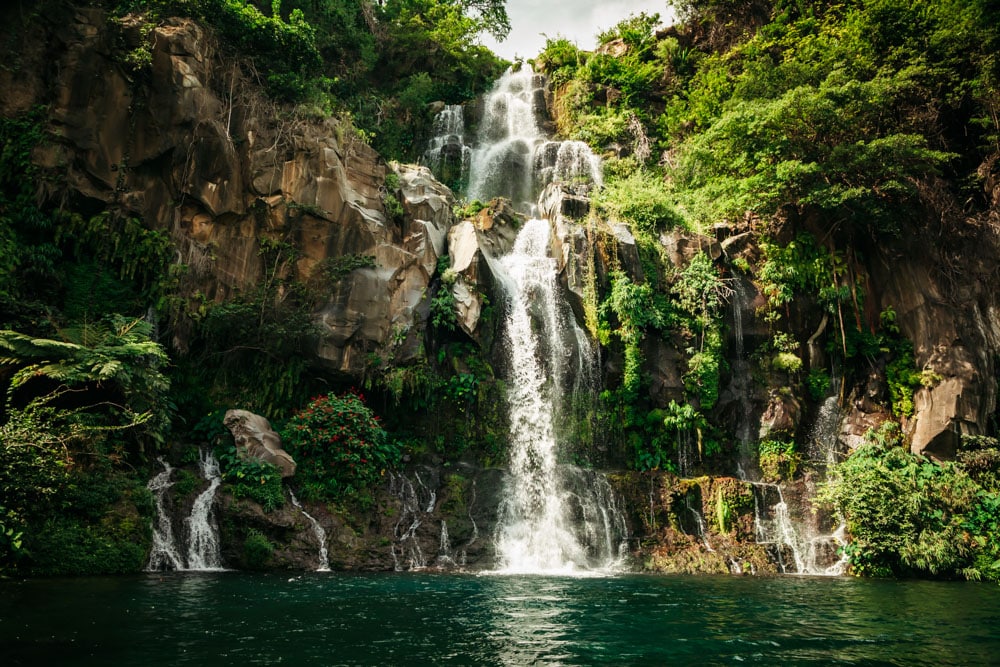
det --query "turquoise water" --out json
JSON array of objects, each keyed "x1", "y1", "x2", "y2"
[{"x1": 2, "y1": 572, "x2": 998, "y2": 665}]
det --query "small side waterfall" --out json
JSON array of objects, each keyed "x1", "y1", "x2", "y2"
[
  {"x1": 424, "y1": 104, "x2": 471, "y2": 187},
  {"x1": 185, "y1": 450, "x2": 223, "y2": 571},
  {"x1": 289, "y1": 489, "x2": 329, "y2": 572},
  {"x1": 752, "y1": 482, "x2": 848, "y2": 576},
  {"x1": 677, "y1": 429, "x2": 696, "y2": 477},
  {"x1": 388, "y1": 471, "x2": 478, "y2": 570},
  {"x1": 146, "y1": 459, "x2": 185, "y2": 571},
  {"x1": 730, "y1": 277, "x2": 756, "y2": 479},
  {"x1": 685, "y1": 496, "x2": 714, "y2": 553},
  {"x1": 808, "y1": 377, "x2": 843, "y2": 468},
  {"x1": 493, "y1": 219, "x2": 626, "y2": 574},
  {"x1": 147, "y1": 451, "x2": 225, "y2": 572},
  {"x1": 390, "y1": 473, "x2": 429, "y2": 570}
]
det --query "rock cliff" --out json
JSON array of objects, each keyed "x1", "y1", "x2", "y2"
[{"x1": 6, "y1": 4, "x2": 1000, "y2": 576}]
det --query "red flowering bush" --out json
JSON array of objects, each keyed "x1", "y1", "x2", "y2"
[{"x1": 280, "y1": 392, "x2": 399, "y2": 503}]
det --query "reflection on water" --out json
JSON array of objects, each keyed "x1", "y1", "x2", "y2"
[
  {"x1": 484, "y1": 578, "x2": 578, "y2": 664},
  {"x1": 2, "y1": 573, "x2": 999, "y2": 665}
]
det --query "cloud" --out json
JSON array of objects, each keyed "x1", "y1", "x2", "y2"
[{"x1": 479, "y1": 0, "x2": 675, "y2": 61}]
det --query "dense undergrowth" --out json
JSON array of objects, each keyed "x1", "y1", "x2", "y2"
[{"x1": 526, "y1": 0, "x2": 1000, "y2": 580}]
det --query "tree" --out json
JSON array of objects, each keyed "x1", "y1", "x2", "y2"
[{"x1": 0, "y1": 315, "x2": 171, "y2": 451}]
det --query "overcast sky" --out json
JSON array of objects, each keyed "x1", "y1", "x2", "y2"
[{"x1": 479, "y1": 0, "x2": 677, "y2": 61}]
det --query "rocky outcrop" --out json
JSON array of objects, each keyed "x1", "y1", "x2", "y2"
[
  {"x1": 10, "y1": 8, "x2": 464, "y2": 376},
  {"x1": 223, "y1": 409, "x2": 296, "y2": 477},
  {"x1": 869, "y1": 245, "x2": 999, "y2": 459},
  {"x1": 444, "y1": 199, "x2": 520, "y2": 340}
]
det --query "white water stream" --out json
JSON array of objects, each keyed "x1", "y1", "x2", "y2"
[
  {"x1": 492, "y1": 219, "x2": 625, "y2": 574},
  {"x1": 147, "y1": 451, "x2": 224, "y2": 572},
  {"x1": 184, "y1": 450, "x2": 223, "y2": 570},
  {"x1": 146, "y1": 458, "x2": 185, "y2": 571},
  {"x1": 289, "y1": 489, "x2": 329, "y2": 572},
  {"x1": 427, "y1": 65, "x2": 600, "y2": 212}
]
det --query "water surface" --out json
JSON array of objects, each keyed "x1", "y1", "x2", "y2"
[{"x1": 1, "y1": 573, "x2": 997, "y2": 665}]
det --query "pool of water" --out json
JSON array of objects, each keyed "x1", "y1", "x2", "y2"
[{"x1": 2, "y1": 572, "x2": 998, "y2": 665}]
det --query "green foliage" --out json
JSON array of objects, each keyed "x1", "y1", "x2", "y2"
[
  {"x1": 281, "y1": 391, "x2": 400, "y2": 505},
  {"x1": 684, "y1": 337, "x2": 722, "y2": 409},
  {"x1": 596, "y1": 171, "x2": 686, "y2": 233},
  {"x1": 8, "y1": 469, "x2": 153, "y2": 576},
  {"x1": 61, "y1": 212, "x2": 176, "y2": 310},
  {"x1": 821, "y1": 422, "x2": 999, "y2": 579},
  {"x1": 661, "y1": 0, "x2": 1000, "y2": 234},
  {"x1": 713, "y1": 480, "x2": 754, "y2": 534},
  {"x1": 758, "y1": 438, "x2": 799, "y2": 482},
  {"x1": 673, "y1": 253, "x2": 728, "y2": 409},
  {"x1": 0, "y1": 410, "x2": 69, "y2": 569},
  {"x1": 536, "y1": 37, "x2": 584, "y2": 86},
  {"x1": 675, "y1": 73, "x2": 956, "y2": 228},
  {"x1": 430, "y1": 256, "x2": 459, "y2": 332},
  {"x1": 807, "y1": 367, "x2": 831, "y2": 400},
  {"x1": 757, "y1": 234, "x2": 841, "y2": 312},
  {"x1": 181, "y1": 237, "x2": 320, "y2": 419},
  {"x1": 597, "y1": 11, "x2": 662, "y2": 52},
  {"x1": 0, "y1": 315, "x2": 172, "y2": 450},
  {"x1": 119, "y1": 0, "x2": 323, "y2": 101},
  {"x1": 603, "y1": 271, "x2": 666, "y2": 401},
  {"x1": 219, "y1": 446, "x2": 285, "y2": 512},
  {"x1": 242, "y1": 528, "x2": 274, "y2": 569},
  {"x1": 885, "y1": 340, "x2": 933, "y2": 418},
  {"x1": 0, "y1": 108, "x2": 62, "y2": 323},
  {"x1": 317, "y1": 254, "x2": 376, "y2": 286}
]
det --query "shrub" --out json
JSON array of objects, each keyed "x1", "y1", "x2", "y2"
[
  {"x1": 281, "y1": 391, "x2": 400, "y2": 504},
  {"x1": 596, "y1": 171, "x2": 686, "y2": 232},
  {"x1": 820, "y1": 423, "x2": 994, "y2": 579},
  {"x1": 243, "y1": 528, "x2": 274, "y2": 570},
  {"x1": 430, "y1": 256, "x2": 458, "y2": 331},
  {"x1": 758, "y1": 439, "x2": 798, "y2": 482},
  {"x1": 219, "y1": 446, "x2": 285, "y2": 513}
]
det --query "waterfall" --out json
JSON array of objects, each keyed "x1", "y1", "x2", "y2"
[
  {"x1": 289, "y1": 489, "x2": 329, "y2": 572},
  {"x1": 730, "y1": 277, "x2": 756, "y2": 479},
  {"x1": 390, "y1": 473, "x2": 428, "y2": 571},
  {"x1": 751, "y1": 482, "x2": 847, "y2": 575},
  {"x1": 146, "y1": 458, "x2": 185, "y2": 571},
  {"x1": 808, "y1": 375, "x2": 843, "y2": 468},
  {"x1": 147, "y1": 451, "x2": 225, "y2": 571},
  {"x1": 685, "y1": 496, "x2": 714, "y2": 552},
  {"x1": 184, "y1": 450, "x2": 223, "y2": 571},
  {"x1": 424, "y1": 104, "x2": 471, "y2": 187},
  {"x1": 677, "y1": 428, "x2": 696, "y2": 477},
  {"x1": 492, "y1": 219, "x2": 625, "y2": 574},
  {"x1": 466, "y1": 66, "x2": 601, "y2": 211}
]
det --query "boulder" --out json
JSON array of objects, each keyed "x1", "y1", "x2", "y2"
[{"x1": 223, "y1": 409, "x2": 297, "y2": 477}]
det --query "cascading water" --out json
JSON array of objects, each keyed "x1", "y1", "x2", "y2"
[
  {"x1": 424, "y1": 104, "x2": 471, "y2": 187},
  {"x1": 184, "y1": 450, "x2": 223, "y2": 571},
  {"x1": 146, "y1": 451, "x2": 225, "y2": 571},
  {"x1": 729, "y1": 277, "x2": 756, "y2": 480},
  {"x1": 492, "y1": 219, "x2": 625, "y2": 574},
  {"x1": 146, "y1": 458, "x2": 185, "y2": 572},
  {"x1": 808, "y1": 375, "x2": 843, "y2": 468},
  {"x1": 466, "y1": 66, "x2": 601, "y2": 211},
  {"x1": 751, "y1": 482, "x2": 848, "y2": 576},
  {"x1": 289, "y1": 489, "x2": 329, "y2": 572},
  {"x1": 726, "y1": 279, "x2": 846, "y2": 575}
]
